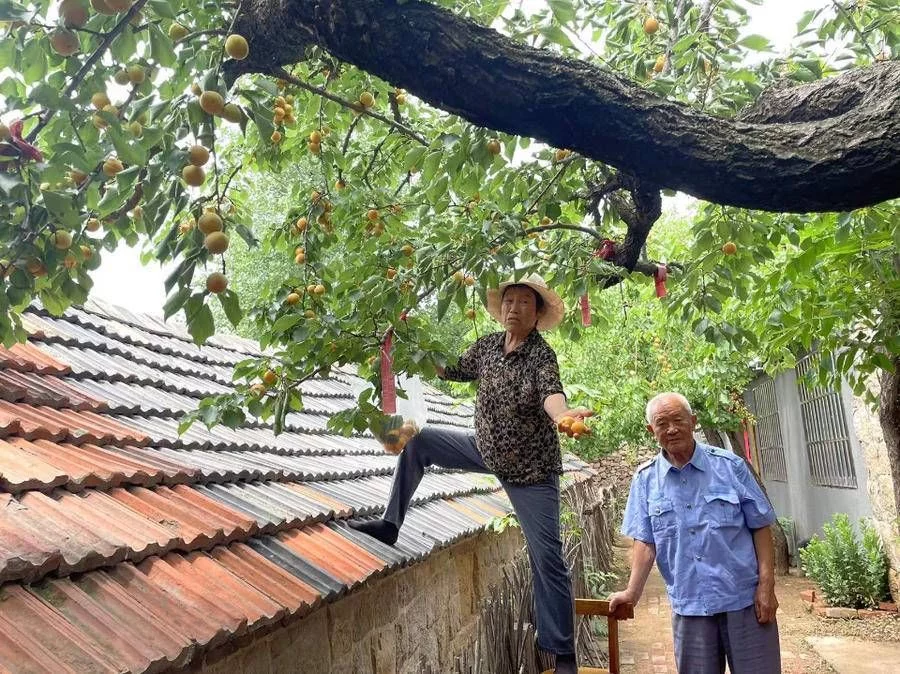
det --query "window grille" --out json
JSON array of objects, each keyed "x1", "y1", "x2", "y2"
[
  {"x1": 749, "y1": 377, "x2": 788, "y2": 482},
  {"x1": 796, "y1": 353, "x2": 857, "y2": 488}
]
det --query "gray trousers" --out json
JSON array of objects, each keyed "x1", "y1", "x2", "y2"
[
  {"x1": 384, "y1": 427, "x2": 576, "y2": 655},
  {"x1": 672, "y1": 604, "x2": 781, "y2": 673}
]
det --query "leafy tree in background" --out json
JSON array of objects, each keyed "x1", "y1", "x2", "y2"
[{"x1": 0, "y1": 1, "x2": 897, "y2": 482}]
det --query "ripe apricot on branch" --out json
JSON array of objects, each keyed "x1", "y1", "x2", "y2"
[
  {"x1": 644, "y1": 17, "x2": 660, "y2": 34},
  {"x1": 222, "y1": 103, "x2": 243, "y2": 123},
  {"x1": 127, "y1": 65, "x2": 145, "y2": 84},
  {"x1": 106, "y1": 0, "x2": 133, "y2": 12},
  {"x1": 90, "y1": 0, "x2": 116, "y2": 15},
  {"x1": 182, "y1": 165, "x2": 205, "y2": 186},
  {"x1": 722, "y1": 241, "x2": 737, "y2": 255},
  {"x1": 188, "y1": 145, "x2": 210, "y2": 167},
  {"x1": 52, "y1": 231, "x2": 73, "y2": 249},
  {"x1": 204, "y1": 231, "x2": 229, "y2": 254},
  {"x1": 206, "y1": 272, "x2": 228, "y2": 294},
  {"x1": 102, "y1": 157, "x2": 124, "y2": 177},
  {"x1": 198, "y1": 212, "x2": 223, "y2": 234},
  {"x1": 487, "y1": 139, "x2": 501, "y2": 155},
  {"x1": 199, "y1": 91, "x2": 225, "y2": 115},
  {"x1": 50, "y1": 28, "x2": 80, "y2": 56},
  {"x1": 60, "y1": 0, "x2": 89, "y2": 28},
  {"x1": 225, "y1": 34, "x2": 249, "y2": 60},
  {"x1": 168, "y1": 22, "x2": 189, "y2": 41}
]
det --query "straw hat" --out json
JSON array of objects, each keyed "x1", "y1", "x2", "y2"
[{"x1": 485, "y1": 272, "x2": 565, "y2": 331}]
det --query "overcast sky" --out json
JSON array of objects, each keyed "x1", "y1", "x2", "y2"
[{"x1": 91, "y1": 0, "x2": 826, "y2": 318}]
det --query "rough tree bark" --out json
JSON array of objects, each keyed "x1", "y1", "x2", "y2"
[
  {"x1": 879, "y1": 358, "x2": 900, "y2": 518},
  {"x1": 230, "y1": 0, "x2": 900, "y2": 213}
]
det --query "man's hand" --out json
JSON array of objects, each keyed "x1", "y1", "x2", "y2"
[
  {"x1": 754, "y1": 582, "x2": 778, "y2": 624},
  {"x1": 609, "y1": 589, "x2": 638, "y2": 612}
]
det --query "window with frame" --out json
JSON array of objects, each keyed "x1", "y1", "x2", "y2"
[
  {"x1": 749, "y1": 376, "x2": 788, "y2": 482},
  {"x1": 796, "y1": 353, "x2": 857, "y2": 489}
]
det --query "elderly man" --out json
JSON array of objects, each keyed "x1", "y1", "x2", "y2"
[{"x1": 609, "y1": 392, "x2": 780, "y2": 673}]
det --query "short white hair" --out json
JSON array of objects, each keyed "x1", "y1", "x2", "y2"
[{"x1": 646, "y1": 392, "x2": 693, "y2": 424}]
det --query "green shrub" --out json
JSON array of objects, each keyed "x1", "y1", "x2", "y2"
[{"x1": 799, "y1": 513, "x2": 889, "y2": 609}]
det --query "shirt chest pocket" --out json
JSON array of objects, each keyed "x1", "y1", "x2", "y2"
[
  {"x1": 703, "y1": 491, "x2": 743, "y2": 528},
  {"x1": 649, "y1": 498, "x2": 677, "y2": 539}
]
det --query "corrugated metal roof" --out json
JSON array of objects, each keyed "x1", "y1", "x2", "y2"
[{"x1": 0, "y1": 303, "x2": 596, "y2": 673}]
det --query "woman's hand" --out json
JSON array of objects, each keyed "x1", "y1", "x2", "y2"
[{"x1": 553, "y1": 407, "x2": 594, "y2": 424}]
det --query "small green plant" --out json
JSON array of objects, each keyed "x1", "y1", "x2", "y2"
[
  {"x1": 799, "y1": 513, "x2": 889, "y2": 609},
  {"x1": 584, "y1": 564, "x2": 619, "y2": 598},
  {"x1": 488, "y1": 512, "x2": 520, "y2": 533}
]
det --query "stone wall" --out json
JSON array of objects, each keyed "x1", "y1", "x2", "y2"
[
  {"x1": 849, "y1": 385, "x2": 900, "y2": 601},
  {"x1": 194, "y1": 525, "x2": 525, "y2": 674}
]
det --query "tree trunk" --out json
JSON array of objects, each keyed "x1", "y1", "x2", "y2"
[
  {"x1": 230, "y1": 0, "x2": 900, "y2": 213},
  {"x1": 879, "y1": 358, "x2": 900, "y2": 518}
]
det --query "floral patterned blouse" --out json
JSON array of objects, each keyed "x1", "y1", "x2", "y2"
[{"x1": 441, "y1": 329, "x2": 565, "y2": 484}]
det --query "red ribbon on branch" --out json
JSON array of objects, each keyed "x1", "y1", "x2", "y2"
[
  {"x1": 580, "y1": 293, "x2": 591, "y2": 326},
  {"x1": 654, "y1": 264, "x2": 668, "y2": 299},
  {"x1": 1, "y1": 120, "x2": 43, "y2": 163},
  {"x1": 593, "y1": 239, "x2": 616, "y2": 260},
  {"x1": 380, "y1": 329, "x2": 396, "y2": 414}
]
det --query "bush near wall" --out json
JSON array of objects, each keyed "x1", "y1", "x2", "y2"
[{"x1": 799, "y1": 513, "x2": 890, "y2": 609}]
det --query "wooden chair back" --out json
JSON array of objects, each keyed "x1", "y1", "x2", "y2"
[{"x1": 574, "y1": 599, "x2": 635, "y2": 674}]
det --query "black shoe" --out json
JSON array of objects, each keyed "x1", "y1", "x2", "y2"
[
  {"x1": 554, "y1": 652, "x2": 577, "y2": 674},
  {"x1": 348, "y1": 518, "x2": 399, "y2": 546}
]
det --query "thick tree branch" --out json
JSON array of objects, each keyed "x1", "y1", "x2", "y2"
[{"x1": 230, "y1": 0, "x2": 900, "y2": 213}]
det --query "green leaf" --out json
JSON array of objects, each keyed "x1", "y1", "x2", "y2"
[
  {"x1": 217, "y1": 289, "x2": 243, "y2": 327},
  {"x1": 187, "y1": 303, "x2": 215, "y2": 344},
  {"x1": 42, "y1": 191, "x2": 81, "y2": 228},
  {"x1": 271, "y1": 313, "x2": 303, "y2": 334},
  {"x1": 548, "y1": 0, "x2": 576, "y2": 25},
  {"x1": 147, "y1": 0, "x2": 178, "y2": 19},
  {"x1": 540, "y1": 24, "x2": 575, "y2": 49},
  {"x1": 738, "y1": 34, "x2": 773, "y2": 51},
  {"x1": 163, "y1": 286, "x2": 191, "y2": 319},
  {"x1": 148, "y1": 24, "x2": 177, "y2": 68},
  {"x1": 107, "y1": 126, "x2": 147, "y2": 166}
]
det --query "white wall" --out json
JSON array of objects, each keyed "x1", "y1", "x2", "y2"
[{"x1": 747, "y1": 369, "x2": 872, "y2": 545}]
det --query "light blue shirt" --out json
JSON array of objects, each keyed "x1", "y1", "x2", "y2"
[{"x1": 621, "y1": 443, "x2": 776, "y2": 616}]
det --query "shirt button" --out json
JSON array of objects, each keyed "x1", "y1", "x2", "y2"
[
  {"x1": 681, "y1": 479, "x2": 686, "y2": 484},
  {"x1": 695, "y1": 555, "x2": 702, "y2": 561},
  {"x1": 690, "y1": 530, "x2": 695, "y2": 535},
  {"x1": 686, "y1": 504, "x2": 692, "y2": 509}
]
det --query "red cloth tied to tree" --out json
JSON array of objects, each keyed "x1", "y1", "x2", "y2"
[
  {"x1": 654, "y1": 264, "x2": 668, "y2": 298},
  {"x1": 594, "y1": 239, "x2": 615, "y2": 260},
  {"x1": 580, "y1": 293, "x2": 591, "y2": 326},
  {"x1": 2, "y1": 120, "x2": 43, "y2": 163},
  {"x1": 380, "y1": 329, "x2": 396, "y2": 414}
]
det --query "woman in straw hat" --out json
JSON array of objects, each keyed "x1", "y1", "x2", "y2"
[{"x1": 351, "y1": 272, "x2": 593, "y2": 674}]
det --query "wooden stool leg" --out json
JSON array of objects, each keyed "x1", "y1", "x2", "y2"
[{"x1": 608, "y1": 617, "x2": 620, "y2": 674}]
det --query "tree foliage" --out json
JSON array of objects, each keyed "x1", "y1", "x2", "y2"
[{"x1": 0, "y1": 0, "x2": 897, "y2": 435}]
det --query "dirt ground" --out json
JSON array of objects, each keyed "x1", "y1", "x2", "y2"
[{"x1": 610, "y1": 539, "x2": 900, "y2": 673}]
